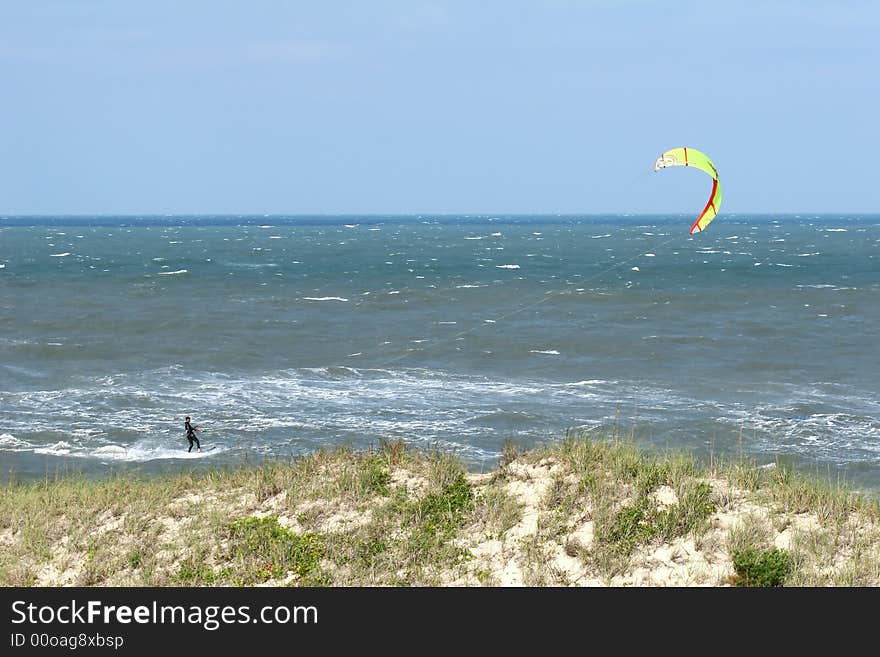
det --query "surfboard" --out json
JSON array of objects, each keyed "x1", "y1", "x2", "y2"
[{"x1": 185, "y1": 445, "x2": 214, "y2": 453}]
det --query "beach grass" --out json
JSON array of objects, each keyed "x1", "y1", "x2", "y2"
[{"x1": 1, "y1": 433, "x2": 879, "y2": 587}]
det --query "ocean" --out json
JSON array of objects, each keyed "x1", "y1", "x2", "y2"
[{"x1": 2, "y1": 215, "x2": 878, "y2": 491}]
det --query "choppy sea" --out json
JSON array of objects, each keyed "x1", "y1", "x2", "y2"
[{"x1": 2, "y1": 215, "x2": 878, "y2": 491}]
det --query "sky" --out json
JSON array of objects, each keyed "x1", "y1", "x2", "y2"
[{"x1": 1, "y1": 1, "x2": 878, "y2": 215}]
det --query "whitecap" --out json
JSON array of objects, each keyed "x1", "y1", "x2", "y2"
[
  {"x1": 157, "y1": 269, "x2": 188, "y2": 275},
  {"x1": 34, "y1": 441, "x2": 72, "y2": 455},
  {"x1": 50, "y1": 252, "x2": 71, "y2": 257},
  {"x1": 0, "y1": 433, "x2": 30, "y2": 449},
  {"x1": 631, "y1": 266, "x2": 640, "y2": 271},
  {"x1": 530, "y1": 349, "x2": 560, "y2": 355},
  {"x1": 496, "y1": 264, "x2": 520, "y2": 269},
  {"x1": 95, "y1": 445, "x2": 128, "y2": 455},
  {"x1": 303, "y1": 296, "x2": 349, "y2": 302}
]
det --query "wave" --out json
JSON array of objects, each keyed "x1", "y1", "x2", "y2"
[
  {"x1": 0, "y1": 433, "x2": 31, "y2": 449},
  {"x1": 12, "y1": 439, "x2": 228, "y2": 462},
  {"x1": 2, "y1": 367, "x2": 879, "y2": 473}
]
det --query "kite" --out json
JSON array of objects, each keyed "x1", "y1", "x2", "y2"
[{"x1": 653, "y1": 147, "x2": 722, "y2": 234}]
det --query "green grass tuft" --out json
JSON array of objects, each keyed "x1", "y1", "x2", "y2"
[
  {"x1": 731, "y1": 547, "x2": 791, "y2": 587},
  {"x1": 226, "y1": 516, "x2": 324, "y2": 584}
]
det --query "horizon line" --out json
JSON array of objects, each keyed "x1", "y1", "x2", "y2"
[{"x1": 3, "y1": 212, "x2": 879, "y2": 218}]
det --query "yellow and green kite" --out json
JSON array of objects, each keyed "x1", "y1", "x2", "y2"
[{"x1": 653, "y1": 147, "x2": 722, "y2": 234}]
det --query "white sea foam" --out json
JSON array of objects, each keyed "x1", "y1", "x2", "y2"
[
  {"x1": 34, "y1": 441, "x2": 73, "y2": 455},
  {"x1": 0, "y1": 434, "x2": 30, "y2": 449},
  {"x1": 157, "y1": 269, "x2": 188, "y2": 275},
  {"x1": 91, "y1": 445, "x2": 226, "y2": 462},
  {"x1": 530, "y1": 350, "x2": 560, "y2": 355},
  {"x1": 94, "y1": 445, "x2": 127, "y2": 455},
  {"x1": 303, "y1": 296, "x2": 349, "y2": 302},
  {"x1": 49, "y1": 252, "x2": 71, "y2": 257},
  {"x1": 496, "y1": 264, "x2": 520, "y2": 269}
]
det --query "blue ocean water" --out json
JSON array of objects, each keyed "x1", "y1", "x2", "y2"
[{"x1": 2, "y1": 215, "x2": 879, "y2": 491}]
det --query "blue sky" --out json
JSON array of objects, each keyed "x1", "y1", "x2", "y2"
[{"x1": 1, "y1": 1, "x2": 877, "y2": 215}]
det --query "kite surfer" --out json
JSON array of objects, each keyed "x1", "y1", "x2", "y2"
[{"x1": 184, "y1": 416, "x2": 201, "y2": 452}]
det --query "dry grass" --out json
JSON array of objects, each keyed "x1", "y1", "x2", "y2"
[{"x1": 2, "y1": 433, "x2": 878, "y2": 587}]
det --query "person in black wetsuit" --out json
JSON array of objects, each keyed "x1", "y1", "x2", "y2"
[{"x1": 184, "y1": 416, "x2": 201, "y2": 452}]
